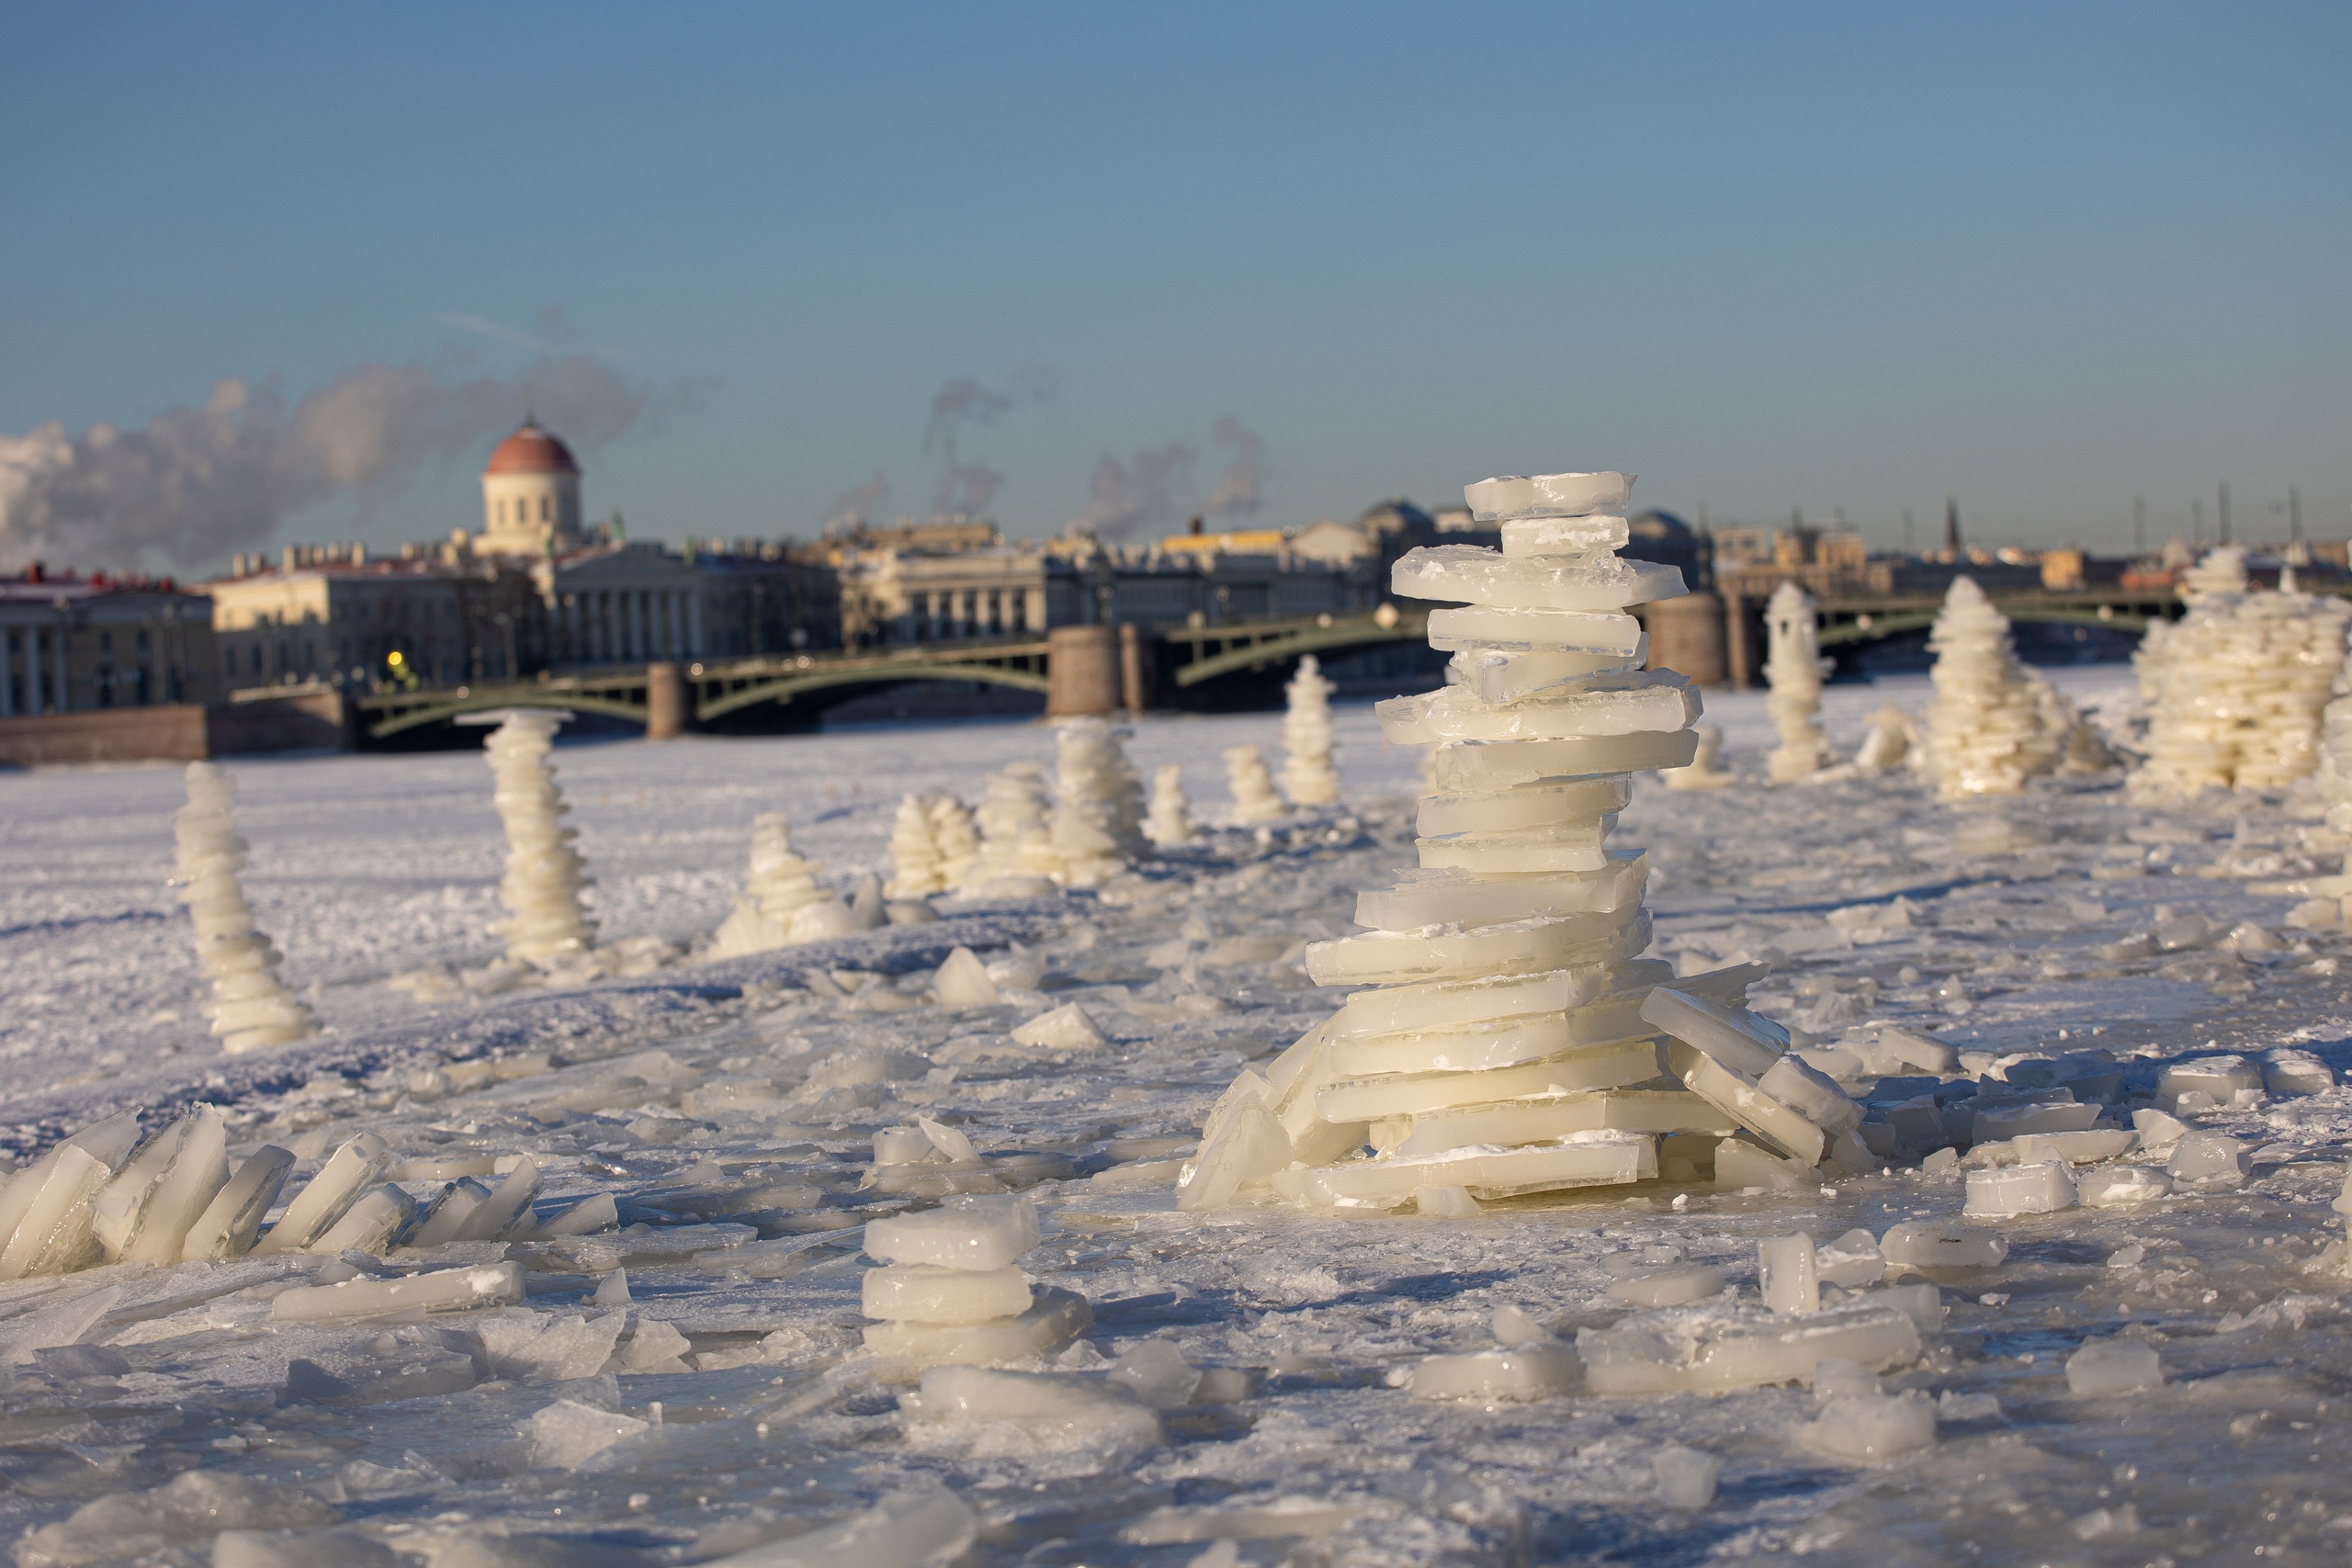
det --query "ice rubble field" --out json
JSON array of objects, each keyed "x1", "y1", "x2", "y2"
[{"x1": 9, "y1": 670, "x2": 2352, "y2": 1564}]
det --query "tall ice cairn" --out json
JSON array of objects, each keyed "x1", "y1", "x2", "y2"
[{"x1": 1180, "y1": 470, "x2": 1848, "y2": 1213}]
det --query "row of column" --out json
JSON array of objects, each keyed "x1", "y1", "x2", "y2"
[
  {"x1": 912, "y1": 586, "x2": 1046, "y2": 639},
  {"x1": 558, "y1": 589, "x2": 705, "y2": 665},
  {"x1": 0, "y1": 625, "x2": 73, "y2": 717}
]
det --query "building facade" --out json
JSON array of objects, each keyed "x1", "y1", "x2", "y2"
[{"x1": 1, "y1": 569, "x2": 221, "y2": 716}]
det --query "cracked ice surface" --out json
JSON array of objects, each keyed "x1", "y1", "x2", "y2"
[{"x1": 9, "y1": 674, "x2": 2352, "y2": 1562}]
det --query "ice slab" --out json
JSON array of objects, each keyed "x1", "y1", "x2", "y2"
[
  {"x1": 2066, "y1": 1337, "x2": 2163, "y2": 1396},
  {"x1": 864, "y1": 1195, "x2": 1041, "y2": 1271},
  {"x1": 1758, "y1": 1234, "x2": 1819, "y2": 1314},
  {"x1": 1451, "y1": 645, "x2": 1648, "y2": 705},
  {"x1": 1427, "y1": 605, "x2": 1645, "y2": 656},
  {"x1": 1641, "y1": 987, "x2": 1787, "y2": 1077},
  {"x1": 2158, "y1": 1055, "x2": 2263, "y2": 1102},
  {"x1": 1431, "y1": 731, "x2": 1700, "y2": 790},
  {"x1": 1653, "y1": 1445, "x2": 1721, "y2": 1509},
  {"x1": 1332, "y1": 964, "x2": 1613, "y2": 1040},
  {"x1": 903, "y1": 1365, "x2": 1159, "y2": 1444},
  {"x1": 2077, "y1": 1167, "x2": 2173, "y2": 1206},
  {"x1": 860, "y1": 1285, "x2": 1091, "y2": 1371},
  {"x1": 701, "y1": 1479, "x2": 976, "y2": 1568},
  {"x1": 1318, "y1": 1040, "x2": 1662, "y2": 1122},
  {"x1": 1379, "y1": 679, "x2": 1697, "y2": 746},
  {"x1": 1801, "y1": 1391, "x2": 1937, "y2": 1461},
  {"x1": 1329, "y1": 996, "x2": 1651, "y2": 1075},
  {"x1": 1756, "y1": 1055, "x2": 1862, "y2": 1133},
  {"x1": 182, "y1": 1146, "x2": 295, "y2": 1261},
  {"x1": 1419, "y1": 776, "x2": 1632, "y2": 837},
  {"x1": 1409, "y1": 1347, "x2": 1581, "y2": 1402},
  {"x1": 0, "y1": 1146, "x2": 111, "y2": 1279},
  {"x1": 271, "y1": 1262, "x2": 527, "y2": 1322},
  {"x1": 1270, "y1": 1129, "x2": 1655, "y2": 1210},
  {"x1": 1357, "y1": 857, "x2": 1645, "y2": 931},
  {"x1": 1464, "y1": 470, "x2": 1634, "y2": 522},
  {"x1": 1392, "y1": 546, "x2": 1686, "y2": 612},
  {"x1": 1815, "y1": 1229, "x2": 1885, "y2": 1287},
  {"x1": 2168, "y1": 1131, "x2": 2252, "y2": 1189},
  {"x1": 1605, "y1": 1266, "x2": 1728, "y2": 1308},
  {"x1": 1973, "y1": 1100, "x2": 2101, "y2": 1141},
  {"x1": 1879, "y1": 1223, "x2": 2008, "y2": 1270},
  {"x1": 1306, "y1": 909, "x2": 1650, "y2": 987},
  {"x1": 1578, "y1": 1299, "x2": 1924, "y2": 1394},
  {"x1": 252, "y1": 1134, "x2": 391, "y2": 1256},
  {"x1": 1714, "y1": 1138, "x2": 1814, "y2": 1191},
  {"x1": 862, "y1": 1264, "x2": 1032, "y2": 1324},
  {"x1": 1396, "y1": 1089, "x2": 1734, "y2": 1159},
  {"x1": 1501, "y1": 513, "x2": 1633, "y2": 555},
  {"x1": 308, "y1": 1185, "x2": 417, "y2": 1255},
  {"x1": 1963, "y1": 1159, "x2": 2077, "y2": 1217},
  {"x1": 1012, "y1": 1003, "x2": 1106, "y2": 1049},
  {"x1": 1667, "y1": 1041, "x2": 1825, "y2": 1167}
]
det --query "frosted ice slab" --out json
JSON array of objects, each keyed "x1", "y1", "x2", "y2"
[
  {"x1": 1801, "y1": 1391, "x2": 1937, "y2": 1461},
  {"x1": 1427, "y1": 604, "x2": 1645, "y2": 655},
  {"x1": 1451, "y1": 644, "x2": 1649, "y2": 705},
  {"x1": 1879, "y1": 1223, "x2": 2008, "y2": 1270},
  {"x1": 270, "y1": 1261, "x2": 526, "y2": 1322},
  {"x1": 1577, "y1": 1299, "x2": 1924, "y2": 1394},
  {"x1": 1431, "y1": 732, "x2": 1700, "y2": 791},
  {"x1": 252, "y1": 1134, "x2": 390, "y2": 1256},
  {"x1": 1012, "y1": 1002, "x2": 1106, "y2": 1050},
  {"x1": 1419, "y1": 776, "x2": 1632, "y2": 837},
  {"x1": 1395, "y1": 1089, "x2": 1734, "y2": 1159},
  {"x1": 1393, "y1": 547, "x2": 1686, "y2": 611},
  {"x1": 864, "y1": 1194, "x2": 1040, "y2": 1270},
  {"x1": 1355, "y1": 856, "x2": 1646, "y2": 931},
  {"x1": 862, "y1": 1264, "x2": 1033, "y2": 1324},
  {"x1": 1501, "y1": 513, "x2": 1633, "y2": 555},
  {"x1": 1318, "y1": 1039, "x2": 1662, "y2": 1121},
  {"x1": 1305, "y1": 909, "x2": 1650, "y2": 987},
  {"x1": 2065, "y1": 1337, "x2": 2163, "y2": 1396},
  {"x1": 1642, "y1": 987, "x2": 1788, "y2": 1077},
  {"x1": 1464, "y1": 470, "x2": 1634, "y2": 522},
  {"x1": 1378, "y1": 676, "x2": 1700, "y2": 746},
  {"x1": 1332, "y1": 964, "x2": 1613, "y2": 1039},
  {"x1": 1329, "y1": 999, "x2": 1653, "y2": 1077},
  {"x1": 902, "y1": 1365, "x2": 1159, "y2": 1443},
  {"x1": 1270, "y1": 1129, "x2": 1655, "y2": 1209},
  {"x1": 860, "y1": 1286, "x2": 1091, "y2": 1371},
  {"x1": 1666, "y1": 1041, "x2": 1825, "y2": 1167}
]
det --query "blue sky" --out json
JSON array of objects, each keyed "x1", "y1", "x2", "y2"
[{"x1": 2, "y1": 2, "x2": 2346, "y2": 571}]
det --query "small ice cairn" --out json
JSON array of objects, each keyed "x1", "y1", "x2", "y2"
[
  {"x1": 1915, "y1": 578, "x2": 2071, "y2": 797},
  {"x1": 1763, "y1": 582, "x2": 1835, "y2": 783},
  {"x1": 967, "y1": 761, "x2": 1059, "y2": 891},
  {"x1": 1048, "y1": 717, "x2": 1148, "y2": 887},
  {"x1": 1223, "y1": 744, "x2": 1287, "y2": 824},
  {"x1": 928, "y1": 793, "x2": 980, "y2": 889},
  {"x1": 1279, "y1": 654, "x2": 1342, "y2": 805},
  {"x1": 707, "y1": 812, "x2": 868, "y2": 957},
  {"x1": 1181, "y1": 470, "x2": 1851, "y2": 1210},
  {"x1": 170, "y1": 762, "x2": 317, "y2": 1055},
  {"x1": 2133, "y1": 547, "x2": 2351, "y2": 797},
  {"x1": 886, "y1": 794, "x2": 949, "y2": 898},
  {"x1": 481, "y1": 712, "x2": 596, "y2": 965},
  {"x1": 859, "y1": 1194, "x2": 1091, "y2": 1374},
  {"x1": 1144, "y1": 762, "x2": 1196, "y2": 847}
]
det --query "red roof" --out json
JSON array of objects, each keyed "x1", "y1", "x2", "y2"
[{"x1": 484, "y1": 419, "x2": 580, "y2": 477}]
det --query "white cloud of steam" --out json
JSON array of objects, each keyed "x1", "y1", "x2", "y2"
[
  {"x1": 1064, "y1": 416, "x2": 1271, "y2": 540},
  {"x1": 825, "y1": 471, "x2": 890, "y2": 532},
  {"x1": 923, "y1": 367, "x2": 1057, "y2": 521},
  {"x1": 0, "y1": 352, "x2": 686, "y2": 572}
]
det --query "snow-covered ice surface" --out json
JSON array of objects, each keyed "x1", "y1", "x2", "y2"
[{"x1": 7, "y1": 669, "x2": 2352, "y2": 1563}]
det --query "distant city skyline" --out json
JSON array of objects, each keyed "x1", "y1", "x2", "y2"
[{"x1": 2, "y1": 3, "x2": 2345, "y2": 574}]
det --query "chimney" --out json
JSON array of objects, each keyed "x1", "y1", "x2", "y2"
[
  {"x1": 1189, "y1": 515, "x2": 1204, "y2": 536},
  {"x1": 1943, "y1": 494, "x2": 1962, "y2": 557}
]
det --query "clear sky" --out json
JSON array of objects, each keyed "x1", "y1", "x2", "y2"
[{"x1": 2, "y1": 2, "x2": 2346, "y2": 573}]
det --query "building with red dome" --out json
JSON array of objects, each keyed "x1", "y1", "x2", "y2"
[{"x1": 477, "y1": 417, "x2": 584, "y2": 556}]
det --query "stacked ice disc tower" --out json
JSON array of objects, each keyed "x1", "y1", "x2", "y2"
[
  {"x1": 482, "y1": 712, "x2": 596, "y2": 965},
  {"x1": 858, "y1": 1194, "x2": 1091, "y2": 1374},
  {"x1": 1763, "y1": 582, "x2": 1835, "y2": 783},
  {"x1": 171, "y1": 762, "x2": 318, "y2": 1055},
  {"x1": 1280, "y1": 654, "x2": 1342, "y2": 805},
  {"x1": 1180, "y1": 470, "x2": 1856, "y2": 1212}
]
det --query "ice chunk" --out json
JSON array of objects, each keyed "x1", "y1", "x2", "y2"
[
  {"x1": 916, "y1": 1117, "x2": 977, "y2": 1163},
  {"x1": 1652, "y1": 1445, "x2": 1720, "y2": 1509},
  {"x1": 860, "y1": 1286, "x2": 1091, "y2": 1371},
  {"x1": 1973, "y1": 1100, "x2": 2101, "y2": 1141},
  {"x1": 1379, "y1": 676, "x2": 1697, "y2": 745},
  {"x1": 182, "y1": 1146, "x2": 295, "y2": 1260},
  {"x1": 1605, "y1": 1266, "x2": 1726, "y2": 1308},
  {"x1": 699, "y1": 1479, "x2": 976, "y2": 1568},
  {"x1": 523, "y1": 1398, "x2": 650, "y2": 1468},
  {"x1": 865, "y1": 1195, "x2": 1040, "y2": 1270},
  {"x1": 1815, "y1": 1229, "x2": 1885, "y2": 1287},
  {"x1": 1429, "y1": 732, "x2": 1700, "y2": 792},
  {"x1": 15, "y1": 1472, "x2": 340, "y2": 1568},
  {"x1": 473, "y1": 1309, "x2": 628, "y2": 1382},
  {"x1": 0, "y1": 1147, "x2": 111, "y2": 1279},
  {"x1": 1409, "y1": 1347, "x2": 1580, "y2": 1402},
  {"x1": 1272, "y1": 1130, "x2": 1654, "y2": 1209},
  {"x1": 1396, "y1": 1089, "x2": 1733, "y2": 1159},
  {"x1": 1758, "y1": 1234, "x2": 1819, "y2": 1314},
  {"x1": 2159, "y1": 1055, "x2": 2263, "y2": 1103},
  {"x1": 1879, "y1": 1223, "x2": 2008, "y2": 1270},
  {"x1": 252, "y1": 1134, "x2": 391, "y2": 1256},
  {"x1": 1313, "y1": 910, "x2": 1652, "y2": 988},
  {"x1": 308, "y1": 1184, "x2": 417, "y2": 1255},
  {"x1": 2066, "y1": 1337, "x2": 2163, "y2": 1396},
  {"x1": 1713, "y1": 1138, "x2": 1812, "y2": 1191},
  {"x1": 1668, "y1": 1043, "x2": 1825, "y2": 1166},
  {"x1": 1501, "y1": 513, "x2": 1634, "y2": 555},
  {"x1": 1578, "y1": 1300, "x2": 1923, "y2": 1394},
  {"x1": 1963, "y1": 1159, "x2": 2077, "y2": 1217},
  {"x1": 410, "y1": 1179, "x2": 494, "y2": 1249},
  {"x1": 1801, "y1": 1392, "x2": 1937, "y2": 1461},
  {"x1": 1642, "y1": 987, "x2": 1786, "y2": 1077},
  {"x1": 1106, "y1": 1338, "x2": 1204, "y2": 1408},
  {"x1": 2131, "y1": 1107, "x2": 2190, "y2": 1153},
  {"x1": 2077, "y1": 1167, "x2": 2172, "y2": 1206},
  {"x1": 930, "y1": 947, "x2": 1002, "y2": 1010},
  {"x1": 2264, "y1": 1050, "x2": 2334, "y2": 1096},
  {"x1": 2003, "y1": 1129, "x2": 2138, "y2": 1165},
  {"x1": 1451, "y1": 645, "x2": 1648, "y2": 704},
  {"x1": 1333, "y1": 964, "x2": 1612, "y2": 1039},
  {"x1": 1317, "y1": 1041, "x2": 1662, "y2": 1122},
  {"x1": 270, "y1": 1261, "x2": 527, "y2": 1322},
  {"x1": 2167, "y1": 1131, "x2": 2252, "y2": 1189},
  {"x1": 862, "y1": 1265, "x2": 1032, "y2": 1324},
  {"x1": 905, "y1": 1363, "x2": 1159, "y2": 1444},
  {"x1": 1356, "y1": 858, "x2": 1646, "y2": 931},
  {"x1": 1012, "y1": 1003, "x2": 1106, "y2": 1049},
  {"x1": 532, "y1": 1191, "x2": 617, "y2": 1237},
  {"x1": 1179, "y1": 1103, "x2": 1295, "y2": 1212},
  {"x1": 1464, "y1": 470, "x2": 1634, "y2": 522}
]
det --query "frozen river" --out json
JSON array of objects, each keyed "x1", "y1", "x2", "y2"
[{"x1": 4, "y1": 665, "x2": 2351, "y2": 1567}]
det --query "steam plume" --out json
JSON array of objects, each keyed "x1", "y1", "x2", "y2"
[
  {"x1": 923, "y1": 367, "x2": 1056, "y2": 521},
  {"x1": 1064, "y1": 416, "x2": 1270, "y2": 540},
  {"x1": 0, "y1": 353, "x2": 681, "y2": 572}
]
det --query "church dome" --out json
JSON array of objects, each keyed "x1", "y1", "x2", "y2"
[{"x1": 484, "y1": 418, "x2": 580, "y2": 477}]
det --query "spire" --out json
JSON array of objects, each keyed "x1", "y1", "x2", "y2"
[{"x1": 1943, "y1": 493, "x2": 1962, "y2": 557}]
